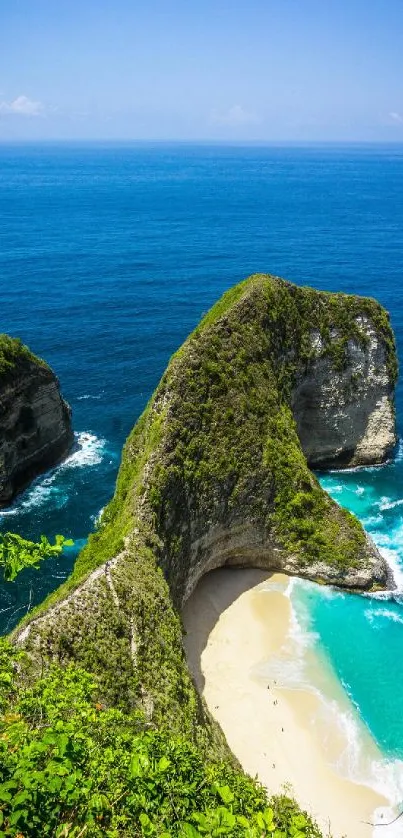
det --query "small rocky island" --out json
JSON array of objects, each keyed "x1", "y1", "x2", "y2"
[
  {"x1": 0, "y1": 335, "x2": 73, "y2": 506},
  {"x1": 13, "y1": 274, "x2": 397, "y2": 738}
]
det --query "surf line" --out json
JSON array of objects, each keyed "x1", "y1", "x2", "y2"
[{"x1": 364, "y1": 804, "x2": 403, "y2": 828}]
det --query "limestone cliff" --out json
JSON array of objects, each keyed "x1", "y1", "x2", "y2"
[
  {"x1": 293, "y1": 317, "x2": 396, "y2": 468},
  {"x1": 13, "y1": 275, "x2": 398, "y2": 731},
  {"x1": 0, "y1": 335, "x2": 73, "y2": 506}
]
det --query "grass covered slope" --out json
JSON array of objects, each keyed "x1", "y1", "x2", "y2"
[
  {"x1": 6, "y1": 274, "x2": 397, "y2": 837},
  {"x1": 0, "y1": 335, "x2": 50, "y2": 383},
  {"x1": 81, "y1": 272, "x2": 394, "y2": 605},
  {"x1": 15, "y1": 275, "x2": 396, "y2": 712}
]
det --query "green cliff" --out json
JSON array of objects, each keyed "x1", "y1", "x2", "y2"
[
  {"x1": 0, "y1": 335, "x2": 73, "y2": 506},
  {"x1": 1, "y1": 275, "x2": 398, "y2": 836},
  {"x1": 0, "y1": 335, "x2": 49, "y2": 381}
]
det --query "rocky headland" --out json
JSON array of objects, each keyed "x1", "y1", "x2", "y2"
[
  {"x1": 12, "y1": 275, "x2": 398, "y2": 738},
  {"x1": 0, "y1": 335, "x2": 73, "y2": 506}
]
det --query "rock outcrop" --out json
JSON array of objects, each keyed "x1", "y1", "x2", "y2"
[
  {"x1": 12, "y1": 275, "x2": 398, "y2": 724},
  {"x1": 0, "y1": 335, "x2": 73, "y2": 506},
  {"x1": 293, "y1": 317, "x2": 397, "y2": 468}
]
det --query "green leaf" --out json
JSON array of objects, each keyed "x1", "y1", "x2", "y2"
[
  {"x1": 292, "y1": 814, "x2": 307, "y2": 829},
  {"x1": 179, "y1": 824, "x2": 201, "y2": 838},
  {"x1": 215, "y1": 784, "x2": 234, "y2": 805},
  {"x1": 158, "y1": 756, "x2": 171, "y2": 772}
]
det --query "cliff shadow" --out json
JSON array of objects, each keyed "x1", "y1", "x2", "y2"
[{"x1": 182, "y1": 567, "x2": 272, "y2": 694}]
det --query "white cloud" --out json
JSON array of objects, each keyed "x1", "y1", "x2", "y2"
[
  {"x1": 0, "y1": 95, "x2": 44, "y2": 116},
  {"x1": 210, "y1": 104, "x2": 260, "y2": 126},
  {"x1": 388, "y1": 111, "x2": 403, "y2": 124}
]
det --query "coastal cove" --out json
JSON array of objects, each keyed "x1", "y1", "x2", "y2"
[
  {"x1": 2, "y1": 143, "x2": 403, "y2": 834},
  {"x1": 183, "y1": 570, "x2": 391, "y2": 838}
]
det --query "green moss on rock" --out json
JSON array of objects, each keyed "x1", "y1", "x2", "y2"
[
  {"x1": 22, "y1": 277, "x2": 395, "y2": 630},
  {"x1": 0, "y1": 334, "x2": 49, "y2": 382},
  {"x1": 10, "y1": 274, "x2": 398, "y2": 837}
]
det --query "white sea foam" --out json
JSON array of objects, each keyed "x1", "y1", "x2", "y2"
[
  {"x1": 379, "y1": 498, "x2": 403, "y2": 512},
  {"x1": 362, "y1": 514, "x2": 384, "y2": 527},
  {"x1": 327, "y1": 463, "x2": 387, "y2": 474},
  {"x1": 365, "y1": 607, "x2": 403, "y2": 627},
  {"x1": 0, "y1": 432, "x2": 106, "y2": 518},
  {"x1": 257, "y1": 579, "x2": 320, "y2": 689},
  {"x1": 356, "y1": 485, "x2": 366, "y2": 495},
  {"x1": 62, "y1": 432, "x2": 105, "y2": 469},
  {"x1": 394, "y1": 439, "x2": 403, "y2": 462},
  {"x1": 77, "y1": 394, "x2": 102, "y2": 401},
  {"x1": 0, "y1": 476, "x2": 67, "y2": 517},
  {"x1": 92, "y1": 506, "x2": 105, "y2": 527},
  {"x1": 261, "y1": 581, "x2": 403, "y2": 831},
  {"x1": 372, "y1": 806, "x2": 403, "y2": 837},
  {"x1": 327, "y1": 703, "x2": 403, "y2": 835},
  {"x1": 372, "y1": 535, "x2": 403, "y2": 593},
  {"x1": 284, "y1": 575, "x2": 296, "y2": 600},
  {"x1": 328, "y1": 483, "x2": 344, "y2": 494}
]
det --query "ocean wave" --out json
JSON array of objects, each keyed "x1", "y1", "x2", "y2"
[
  {"x1": 378, "y1": 548, "x2": 403, "y2": 593},
  {"x1": 319, "y1": 696, "x2": 403, "y2": 834},
  {"x1": 62, "y1": 432, "x2": 106, "y2": 469},
  {"x1": 288, "y1": 594, "x2": 320, "y2": 651},
  {"x1": 362, "y1": 523, "x2": 403, "y2": 592},
  {"x1": 0, "y1": 432, "x2": 106, "y2": 518},
  {"x1": 394, "y1": 439, "x2": 403, "y2": 462},
  {"x1": 372, "y1": 806, "x2": 403, "y2": 837},
  {"x1": 288, "y1": 617, "x2": 403, "y2": 829},
  {"x1": 326, "y1": 463, "x2": 388, "y2": 474},
  {"x1": 326, "y1": 483, "x2": 344, "y2": 494},
  {"x1": 0, "y1": 478, "x2": 68, "y2": 517},
  {"x1": 362, "y1": 514, "x2": 384, "y2": 527},
  {"x1": 91, "y1": 506, "x2": 105, "y2": 527},
  {"x1": 77, "y1": 394, "x2": 103, "y2": 401},
  {"x1": 256, "y1": 579, "x2": 321, "y2": 688},
  {"x1": 365, "y1": 607, "x2": 403, "y2": 627},
  {"x1": 256, "y1": 580, "x2": 403, "y2": 828},
  {"x1": 378, "y1": 498, "x2": 403, "y2": 512}
]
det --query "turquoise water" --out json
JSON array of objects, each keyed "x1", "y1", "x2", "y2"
[
  {"x1": 281, "y1": 457, "x2": 403, "y2": 814},
  {"x1": 316, "y1": 463, "x2": 403, "y2": 758},
  {"x1": 2, "y1": 142, "x2": 403, "y2": 804}
]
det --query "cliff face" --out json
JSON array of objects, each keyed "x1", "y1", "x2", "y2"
[
  {"x1": 147, "y1": 278, "x2": 397, "y2": 602},
  {"x1": 293, "y1": 317, "x2": 396, "y2": 468},
  {"x1": 0, "y1": 336, "x2": 73, "y2": 506},
  {"x1": 13, "y1": 275, "x2": 398, "y2": 730}
]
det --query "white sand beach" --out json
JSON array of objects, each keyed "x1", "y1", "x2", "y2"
[{"x1": 183, "y1": 569, "x2": 389, "y2": 838}]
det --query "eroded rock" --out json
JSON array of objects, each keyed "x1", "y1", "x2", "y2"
[
  {"x1": 293, "y1": 317, "x2": 397, "y2": 467},
  {"x1": 0, "y1": 336, "x2": 73, "y2": 506},
  {"x1": 13, "y1": 275, "x2": 398, "y2": 717}
]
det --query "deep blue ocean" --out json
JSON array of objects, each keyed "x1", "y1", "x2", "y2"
[{"x1": 2, "y1": 142, "x2": 403, "y2": 810}]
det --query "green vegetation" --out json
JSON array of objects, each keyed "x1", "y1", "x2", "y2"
[
  {"x1": 0, "y1": 547, "x2": 319, "y2": 836},
  {"x1": 4, "y1": 274, "x2": 397, "y2": 837},
  {"x1": 0, "y1": 336, "x2": 49, "y2": 382},
  {"x1": 0, "y1": 649, "x2": 322, "y2": 837},
  {"x1": 19, "y1": 274, "x2": 396, "y2": 624},
  {"x1": 0, "y1": 533, "x2": 73, "y2": 582},
  {"x1": 136, "y1": 274, "x2": 394, "y2": 592}
]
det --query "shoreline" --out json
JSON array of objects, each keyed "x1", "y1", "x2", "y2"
[{"x1": 183, "y1": 569, "x2": 390, "y2": 838}]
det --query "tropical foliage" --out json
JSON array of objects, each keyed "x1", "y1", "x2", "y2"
[
  {"x1": 0, "y1": 533, "x2": 73, "y2": 582},
  {"x1": 0, "y1": 655, "x2": 322, "y2": 837}
]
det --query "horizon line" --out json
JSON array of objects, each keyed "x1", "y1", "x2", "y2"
[{"x1": 1, "y1": 138, "x2": 403, "y2": 146}]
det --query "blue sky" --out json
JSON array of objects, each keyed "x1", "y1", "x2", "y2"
[{"x1": 1, "y1": 0, "x2": 403, "y2": 141}]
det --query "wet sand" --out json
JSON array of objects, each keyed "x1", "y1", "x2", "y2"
[{"x1": 183, "y1": 568, "x2": 388, "y2": 838}]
